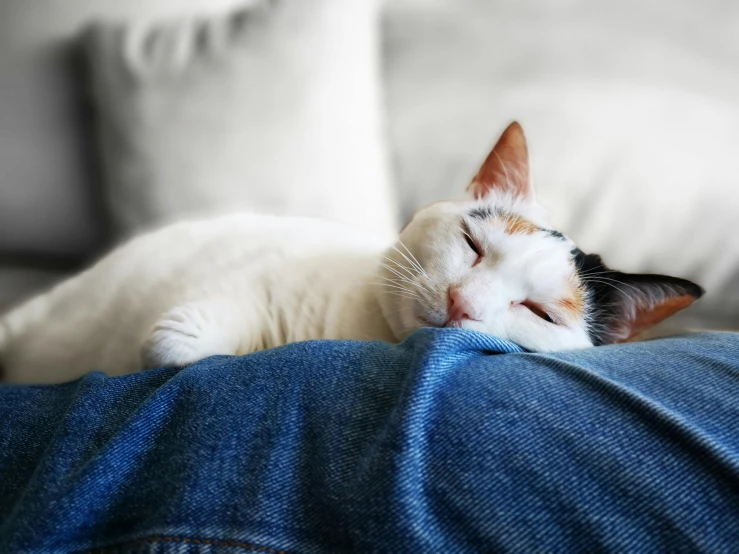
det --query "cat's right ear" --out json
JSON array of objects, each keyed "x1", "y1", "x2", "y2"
[{"x1": 467, "y1": 121, "x2": 534, "y2": 201}]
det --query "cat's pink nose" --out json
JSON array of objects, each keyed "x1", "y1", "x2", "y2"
[{"x1": 448, "y1": 287, "x2": 476, "y2": 322}]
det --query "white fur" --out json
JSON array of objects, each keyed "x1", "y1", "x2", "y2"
[
  {"x1": 0, "y1": 214, "x2": 395, "y2": 383},
  {"x1": 379, "y1": 193, "x2": 592, "y2": 352},
  {"x1": 1, "y1": 195, "x2": 593, "y2": 384}
]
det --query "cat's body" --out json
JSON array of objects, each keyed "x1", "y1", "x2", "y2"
[
  {"x1": 0, "y1": 123, "x2": 703, "y2": 384},
  {"x1": 0, "y1": 214, "x2": 395, "y2": 383}
]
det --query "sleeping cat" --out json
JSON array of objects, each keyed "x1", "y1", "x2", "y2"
[{"x1": 0, "y1": 122, "x2": 703, "y2": 384}]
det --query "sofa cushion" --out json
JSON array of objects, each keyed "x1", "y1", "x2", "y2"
[
  {"x1": 85, "y1": 0, "x2": 396, "y2": 239},
  {"x1": 0, "y1": 0, "x2": 251, "y2": 261}
]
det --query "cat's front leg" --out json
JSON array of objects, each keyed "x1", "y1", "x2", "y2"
[{"x1": 140, "y1": 299, "x2": 246, "y2": 369}]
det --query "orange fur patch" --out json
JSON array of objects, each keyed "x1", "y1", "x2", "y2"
[
  {"x1": 500, "y1": 214, "x2": 538, "y2": 235},
  {"x1": 558, "y1": 271, "x2": 586, "y2": 320},
  {"x1": 558, "y1": 293, "x2": 585, "y2": 319}
]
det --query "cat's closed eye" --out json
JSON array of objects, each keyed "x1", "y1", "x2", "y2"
[
  {"x1": 520, "y1": 300, "x2": 556, "y2": 325},
  {"x1": 462, "y1": 230, "x2": 483, "y2": 263}
]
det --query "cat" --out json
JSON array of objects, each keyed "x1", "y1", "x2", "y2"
[{"x1": 0, "y1": 122, "x2": 703, "y2": 384}]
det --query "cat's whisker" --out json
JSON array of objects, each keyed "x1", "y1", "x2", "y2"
[
  {"x1": 396, "y1": 240, "x2": 426, "y2": 276},
  {"x1": 382, "y1": 257, "x2": 417, "y2": 281},
  {"x1": 577, "y1": 267, "x2": 614, "y2": 277},
  {"x1": 370, "y1": 279, "x2": 423, "y2": 297},
  {"x1": 379, "y1": 262, "x2": 416, "y2": 285},
  {"x1": 390, "y1": 247, "x2": 423, "y2": 278},
  {"x1": 371, "y1": 286, "x2": 421, "y2": 300},
  {"x1": 577, "y1": 269, "x2": 642, "y2": 292},
  {"x1": 582, "y1": 275, "x2": 643, "y2": 294},
  {"x1": 369, "y1": 281, "x2": 422, "y2": 299},
  {"x1": 409, "y1": 275, "x2": 431, "y2": 295},
  {"x1": 577, "y1": 265, "x2": 602, "y2": 274},
  {"x1": 582, "y1": 278, "x2": 640, "y2": 298},
  {"x1": 415, "y1": 285, "x2": 440, "y2": 307},
  {"x1": 375, "y1": 275, "x2": 420, "y2": 290},
  {"x1": 382, "y1": 291, "x2": 423, "y2": 302}
]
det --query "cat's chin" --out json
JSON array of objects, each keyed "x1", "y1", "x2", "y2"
[{"x1": 415, "y1": 315, "x2": 440, "y2": 329}]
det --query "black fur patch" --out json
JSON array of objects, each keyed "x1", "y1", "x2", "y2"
[
  {"x1": 572, "y1": 248, "x2": 704, "y2": 346},
  {"x1": 571, "y1": 249, "x2": 613, "y2": 346},
  {"x1": 546, "y1": 230, "x2": 567, "y2": 241},
  {"x1": 469, "y1": 206, "x2": 504, "y2": 220}
]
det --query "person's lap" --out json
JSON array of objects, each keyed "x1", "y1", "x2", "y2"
[{"x1": 1, "y1": 329, "x2": 738, "y2": 553}]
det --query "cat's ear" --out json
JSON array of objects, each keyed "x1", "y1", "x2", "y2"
[
  {"x1": 467, "y1": 121, "x2": 534, "y2": 201},
  {"x1": 590, "y1": 271, "x2": 704, "y2": 344}
]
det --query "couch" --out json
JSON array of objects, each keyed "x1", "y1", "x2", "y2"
[{"x1": 1, "y1": 0, "x2": 737, "y2": 332}]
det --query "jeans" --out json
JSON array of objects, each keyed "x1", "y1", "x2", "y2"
[{"x1": 1, "y1": 329, "x2": 738, "y2": 553}]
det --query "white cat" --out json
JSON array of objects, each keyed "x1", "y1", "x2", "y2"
[{"x1": 0, "y1": 122, "x2": 702, "y2": 384}]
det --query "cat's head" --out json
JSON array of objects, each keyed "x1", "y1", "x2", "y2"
[{"x1": 379, "y1": 122, "x2": 703, "y2": 351}]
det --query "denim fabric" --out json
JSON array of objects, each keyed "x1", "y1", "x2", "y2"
[{"x1": 1, "y1": 329, "x2": 739, "y2": 553}]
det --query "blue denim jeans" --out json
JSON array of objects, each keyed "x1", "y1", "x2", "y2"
[{"x1": 1, "y1": 329, "x2": 738, "y2": 553}]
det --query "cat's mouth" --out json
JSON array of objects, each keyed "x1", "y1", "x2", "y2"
[
  {"x1": 443, "y1": 319, "x2": 466, "y2": 328},
  {"x1": 417, "y1": 315, "x2": 477, "y2": 329}
]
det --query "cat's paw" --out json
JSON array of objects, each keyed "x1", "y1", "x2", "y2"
[{"x1": 141, "y1": 301, "x2": 239, "y2": 369}]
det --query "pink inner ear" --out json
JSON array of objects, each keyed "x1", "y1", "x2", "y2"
[
  {"x1": 467, "y1": 121, "x2": 533, "y2": 200},
  {"x1": 619, "y1": 294, "x2": 697, "y2": 342}
]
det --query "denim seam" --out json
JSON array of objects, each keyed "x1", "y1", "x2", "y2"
[{"x1": 86, "y1": 535, "x2": 288, "y2": 554}]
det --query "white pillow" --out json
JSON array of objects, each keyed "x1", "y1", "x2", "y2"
[
  {"x1": 86, "y1": 0, "x2": 397, "y2": 240},
  {"x1": 384, "y1": 0, "x2": 739, "y2": 330},
  {"x1": 507, "y1": 84, "x2": 739, "y2": 330}
]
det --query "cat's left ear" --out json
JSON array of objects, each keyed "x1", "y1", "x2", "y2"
[
  {"x1": 467, "y1": 121, "x2": 534, "y2": 201},
  {"x1": 591, "y1": 271, "x2": 704, "y2": 344}
]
